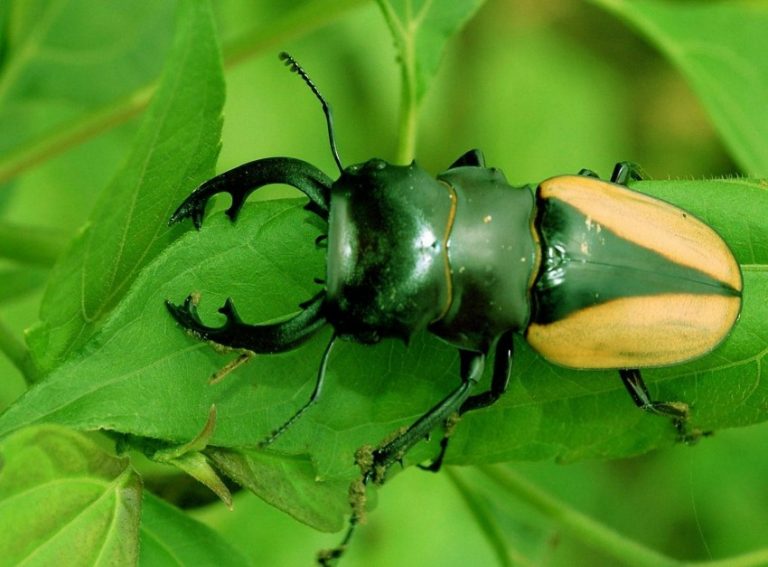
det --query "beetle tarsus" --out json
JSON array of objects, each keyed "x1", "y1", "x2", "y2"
[{"x1": 619, "y1": 368, "x2": 697, "y2": 439}]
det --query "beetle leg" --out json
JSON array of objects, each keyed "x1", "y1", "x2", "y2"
[
  {"x1": 318, "y1": 351, "x2": 486, "y2": 565},
  {"x1": 448, "y1": 149, "x2": 486, "y2": 169},
  {"x1": 619, "y1": 368, "x2": 691, "y2": 438},
  {"x1": 461, "y1": 332, "x2": 514, "y2": 413},
  {"x1": 420, "y1": 331, "x2": 515, "y2": 473},
  {"x1": 259, "y1": 334, "x2": 337, "y2": 447},
  {"x1": 577, "y1": 168, "x2": 600, "y2": 178},
  {"x1": 368, "y1": 350, "x2": 485, "y2": 483},
  {"x1": 610, "y1": 161, "x2": 647, "y2": 185}
]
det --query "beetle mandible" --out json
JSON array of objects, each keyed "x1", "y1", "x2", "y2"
[{"x1": 166, "y1": 52, "x2": 742, "y2": 488}]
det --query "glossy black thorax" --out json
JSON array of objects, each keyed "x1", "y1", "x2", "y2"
[
  {"x1": 326, "y1": 158, "x2": 539, "y2": 352},
  {"x1": 325, "y1": 159, "x2": 454, "y2": 343},
  {"x1": 429, "y1": 167, "x2": 538, "y2": 352}
]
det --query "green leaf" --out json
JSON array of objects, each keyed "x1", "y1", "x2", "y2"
[
  {"x1": 140, "y1": 492, "x2": 250, "y2": 566},
  {"x1": 0, "y1": 222, "x2": 66, "y2": 266},
  {"x1": 0, "y1": 267, "x2": 48, "y2": 304},
  {"x1": 591, "y1": 0, "x2": 768, "y2": 176},
  {"x1": 152, "y1": 405, "x2": 233, "y2": 508},
  {"x1": 0, "y1": 425, "x2": 142, "y2": 566},
  {"x1": 450, "y1": 177, "x2": 768, "y2": 465},
  {"x1": 376, "y1": 0, "x2": 485, "y2": 162},
  {"x1": 0, "y1": 176, "x2": 764, "y2": 527},
  {"x1": 0, "y1": 1, "x2": 175, "y2": 157},
  {"x1": 25, "y1": 0, "x2": 224, "y2": 374},
  {"x1": 206, "y1": 447, "x2": 350, "y2": 532},
  {"x1": 0, "y1": 0, "x2": 369, "y2": 188}
]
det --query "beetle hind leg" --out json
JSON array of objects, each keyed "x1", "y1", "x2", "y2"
[{"x1": 618, "y1": 368, "x2": 701, "y2": 441}]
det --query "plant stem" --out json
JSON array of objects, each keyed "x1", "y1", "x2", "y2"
[
  {"x1": 446, "y1": 468, "x2": 532, "y2": 567},
  {"x1": 0, "y1": 315, "x2": 37, "y2": 385},
  {"x1": 395, "y1": 30, "x2": 418, "y2": 164},
  {"x1": 223, "y1": 0, "x2": 367, "y2": 68},
  {"x1": 696, "y1": 550, "x2": 768, "y2": 567},
  {"x1": 377, "y1": 0, "x2": 419, "y2": 164},
  {"x1": 0, "y1": 0, "x2": 368, "y2": 186},
  {"x1": 0, "y1": 85, "x2": 153, "y2": 187},
  {"x1": 479, "y1": 465, "x2": 679, "y2": 567},
  {"x1": 0, "y1": 222, "x2": 69, "y2": 266}
]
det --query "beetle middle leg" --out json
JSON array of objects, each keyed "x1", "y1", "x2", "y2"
[
  {"x1": 611, "y1": 161, "x2": 647, "y2": 185},
  {"x1": 319, "y1": 351, "x2": 486, "y2": 565},
  {"x1": 367, "y1": 350, "x2": 486, "y2": 482},
  {"x1": 420, "y1": 331, "x2": 515, "y2": 473}
]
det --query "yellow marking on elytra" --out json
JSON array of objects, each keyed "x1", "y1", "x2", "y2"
[
  {"x1": 526, "y1": 293, "x2": 741, "y2": 369},
  {"x1": 539, "y1": 176, "x2": 742, "y2": 293},
  {"x1": 435, "y1": 180, "x2": 458, "y2": 321}
]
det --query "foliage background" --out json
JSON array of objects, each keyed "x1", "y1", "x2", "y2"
[{"x1": 0, "y1": 0, "x2": 766, "y2": 565}]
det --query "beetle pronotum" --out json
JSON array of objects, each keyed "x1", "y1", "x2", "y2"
[{"x1": 166, "y1": 53, "x2": 742, "y2": 562}]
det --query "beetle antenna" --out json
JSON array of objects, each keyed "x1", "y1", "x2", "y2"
[{"x1": 279, "y1": 52, "x2": 344, "y2": 174}]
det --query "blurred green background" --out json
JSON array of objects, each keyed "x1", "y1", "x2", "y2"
[{"x1": 1, "y1": 0, "x2": 766, "y2": 565}]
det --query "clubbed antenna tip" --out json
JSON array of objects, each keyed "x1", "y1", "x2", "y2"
[{"x1": 279, "y1": 52, "x2": 344, "y2": 174}]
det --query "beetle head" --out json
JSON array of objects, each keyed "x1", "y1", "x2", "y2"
[
  {"x1": 168, "y1": 52, "x2": 459, "y2": 352},
  {"x1": 324, "y1": 159, "x2": 455, "y2": 344}
]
